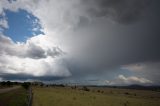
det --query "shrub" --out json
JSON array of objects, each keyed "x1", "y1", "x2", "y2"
[
  {"x1": 124, "y1": 92, "x2": 129, "y2": 95},
  {"x1": 101, "y1": 91, "x2": 104, "y2": 93},
  {"x1": 97, "y1": 90, "x2": 101, "y2": 93},
  {"x1": 73, "y1": 97, "x2": 76, "y2": 100}
]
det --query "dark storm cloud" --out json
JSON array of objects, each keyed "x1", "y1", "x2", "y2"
[
  {"x1": 0, "y1": 73, "x2": 64, "y2": 81},
  {"x1": 26, "y1": 43, "x2": 63, "y2": 59},
  {"x1": 63, "y1": 0, "x2": 160, "y2": 81},
  {"x1": 81, "y1": 0, "x2": 151, "y2": 24},
  {"x1": 26, "y1": 43, "x2": 46, "y2": 59},
  {"x1": 27, "y1": 46, "x2": 63, "y2": 59}
]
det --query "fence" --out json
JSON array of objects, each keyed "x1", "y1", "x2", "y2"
[{"x1": 28, "y1": 87, "x2": 33, "y2": 106}]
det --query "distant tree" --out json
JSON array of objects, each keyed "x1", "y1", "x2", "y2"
[
  {"x1": 71, "y1": 86, "x2": 77, "y2": 89},
  {"x1": 74, "y1": 86, "x2": 77, "y2": 89},
  {"x1": 40, "y1": 83, "x2": 44, "y2": 87},
  {"x1": 13, "y1": 82, "x2": 18, "y2": 85},
  {"x1": 0, "y1": 81, "x2": 13, "y2": 87},
  {"x1": 21, "y1": 82, "x2": 31, "y2": 90},
  {"x1": 82, "y1": 86, "x2": 90, "y2": 91},
  {"x1": 1, "y1": 81, "x2": 6, "y2": 86},
  {"x1": 6, "y1": 81, "x2": 11, "y2": 87},
  {"x1": 59, "y1": 84, "x2": 65, "y2": 87}
]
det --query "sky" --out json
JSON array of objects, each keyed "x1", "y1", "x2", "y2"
[
  {"x1": 3, "y1": 9, "x2": 43, "y2": 42},
  {"x1": 0, "y1": 0, "x2": 160, "y2": 85}
]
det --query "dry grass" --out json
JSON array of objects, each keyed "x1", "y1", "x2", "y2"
[
  {"x1": 0, "y1": 87, "x2": 28, "y2": 106},
  {"x1": 32, "y1": 86, "x2": 160, "y2": 106}
]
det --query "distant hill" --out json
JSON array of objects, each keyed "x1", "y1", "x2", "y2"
[{"x1": 86, "y1": 84, "x2": 160, "y2": 91}]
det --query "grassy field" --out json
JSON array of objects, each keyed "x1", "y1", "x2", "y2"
[
  {"x1": 0, "y1": 87, "x2": 28, "y2": 106},
  {"x1": 32, "y1": 87, "x2": 160, "y2": 106}
]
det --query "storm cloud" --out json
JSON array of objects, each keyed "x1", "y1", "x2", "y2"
[
  {"x1": 0, "y1": 0, "x2": 160, "y2": 85},
  {"x1": 65, "y1": 0, "x2": 160, "y2": 72},
  {"x1": 85, "y1": 0, "x2": 151, "y2": 23}
]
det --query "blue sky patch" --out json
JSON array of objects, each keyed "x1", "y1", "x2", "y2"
[{"x1": 2, "y1": 9, "x2": 44, "y2": 42}]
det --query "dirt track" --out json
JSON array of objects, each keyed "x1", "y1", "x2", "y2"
[{"x1": 0, "y1": 86, "x2": 20, "y2": 94}]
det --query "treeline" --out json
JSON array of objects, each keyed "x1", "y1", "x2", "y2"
[
  {"x1": 0, "y1": 81, "x2": 31, "y2": 90},
  {"x1": 0, "y1": 81, "x2": 20, "y2": 87}
]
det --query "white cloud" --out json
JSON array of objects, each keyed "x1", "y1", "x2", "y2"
[
  {"x1": 0, "y1": 54, "x2": 71, "y2": 77},
  {"x1": 0, "y1": 34, "x2": 63, "y2": 59},
  {"x1": 0, "y1": 18, "x2": 8, "y2": 29},
  {"x1": 0, "y1": 10, "x2": 8, "y2": 30},
  {"x1": 0, "y1": 0, "x2": 73, "y2": 79},
  {"x1": 0, "y1": 33, "x2": 70, "y2": 78},
  {"x1": 106, "y1": 75, "x2": 152, "y2": 85},
  {"x1": 121, "y1": 62, "x2": 160, "y2": 84}
]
